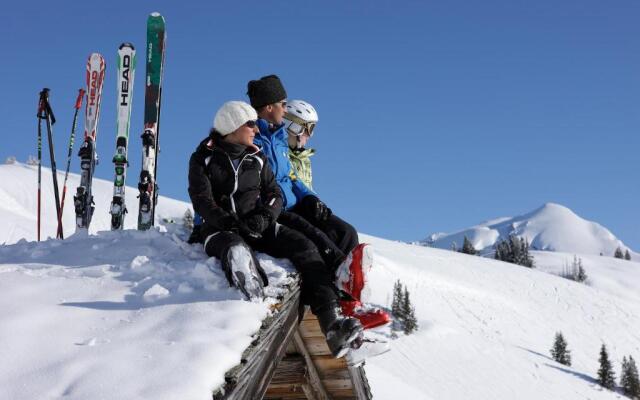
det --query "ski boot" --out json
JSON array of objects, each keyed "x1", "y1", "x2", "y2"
[
  {"x1": 340, "y1": 299, "x2": 391, "y2": 330},
  {"x1": 220, "y1": 243, "x2": 268, "y2": 301},
  {"x1": 317, "y1": 304, "x2": 364, "y2": 358},
  {"x1": 335, "y1": 243, "x2": 391, "y2": 329}
]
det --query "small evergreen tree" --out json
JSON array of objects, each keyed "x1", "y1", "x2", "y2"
[
  {"x1": 562, "y1": 255, "x2": 587, "y2": 283},
  {"x1": 26, "y1": 155, "x2": 38, "y2": 166},
  {"x1": 391, "y1": 280, "x2": 405, "y2": 332},
  {"x1": 461, "y1": 236, "x2": 477, "y2": 255},
  {"x1": 183, "y1": 208, "x2": 194, "y2": 231},
  {"x1": 550, "y1": 332, "x2": 572, "y2": 366},
  {"x1": 598, "y1": 344, "x2": 616, "y2": 390},
  {"x1": 494, "y1": 235, "x2": 534, "y2": 268},
  {"x1": 391, "y1": 280, "x2": 403, "y2": 319},
  {"x1": 625, "y1": 250, "x2": 632, "y2": 261},
  {"x1": 615, "y1": 247, "x2": 625, "y2": 259},
  {"x1": 621, "y1": 357, "x2": 630, "y2": 394},
  {"x1": 401, "y1": 287, "x2": 418, "y2": 334},
  {"x1": 450, "y1": 241, "x2": 458, "y2": 252},
  {"x1": 5, "y1": 156, "x2": 16, "y2": 164},
  {"x1": 621, "y1": 356, "x2": 640, "y2": 398}
]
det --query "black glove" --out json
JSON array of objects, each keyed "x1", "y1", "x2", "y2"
[
  {"x1": 302, "y1": 196, "x2": 332, "y2": 222},
  {"x1": 239, "y1": 212, "x2": 271, "y2": 240},
  {"x1": 218, "y1": 213, "x2": 239, "y2": 232}
]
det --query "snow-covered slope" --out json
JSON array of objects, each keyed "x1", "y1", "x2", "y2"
[
  {"x1": 362, "y1": 234, "x2": 640, "y2": 400},
  {"x1": 424, "y1": 203, "x2": 636, "y2": 258},
  {"x1": 0, "y1": 162, "x2": 190, "y2": 244},
  {"x1": 2, "y1": 163, "x2": 640, "y2": 399},
  {"x1": 0, "y1": 229, "x2": 295, "y2": 400}
]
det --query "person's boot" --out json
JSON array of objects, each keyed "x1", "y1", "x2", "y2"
[
  {"x1": 220, "y1": 243, "x2": 267, "y2": 301},
  {"x1": 340, "y1": 300, "x2": 391, "y2": 330},
  {"x1": 335, "y1": 243, "x2": 371, "y2": 300},
  {"x1": 316, "y1": 303, "x2": 364, "y2": 358},
  {"x1": 335, "y1": 243, "x2": 391, "y2": 329}
]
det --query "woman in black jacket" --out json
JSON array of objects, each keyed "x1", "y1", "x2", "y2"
[{"x1": 188, "y1": 101, "x2": 363, "y2": 357}]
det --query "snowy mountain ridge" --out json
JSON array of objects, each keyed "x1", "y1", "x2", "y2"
[{"x1": 423, "y1": 202, "x2": 636, "y2": 258}]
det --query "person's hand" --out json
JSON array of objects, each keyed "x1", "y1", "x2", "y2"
[
  {"x1": 218, "y1": 213, "x2": 239, "y2": 232},
  {"x1": 239, "y1": 212, "x2": 271, "y2": 239},
  {"x1": 303, "y1": 196, "x2": 332, "y2": 222}
]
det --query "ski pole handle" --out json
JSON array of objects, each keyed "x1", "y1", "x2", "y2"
[{"x1": 75, "y1": 88, "x2": 86, "y2": 110}]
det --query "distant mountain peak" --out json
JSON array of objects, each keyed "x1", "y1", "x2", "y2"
[{"x1": 424, "y1": 203, "x2": 633, "y2": 257}]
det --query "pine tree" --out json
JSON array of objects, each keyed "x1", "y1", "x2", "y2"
[
  {"x1": 183, "y1": 208, "x2": 194, "y2": 231},
  {"x1": 621, "y1": 356, "x2": 640, "y2": 398},
  {"x1": 622, "y1": 356, "x2": 630, "y2": 394},
  {"x1": 401, "y1": 287, "x2": 418, "y2": 334},
  {"x1": 461, "y1": 236, "x2": 477, "y2": 255},
  {"x1": 5, "y1": 156, "x2": 16, "y2": 164},
  {"x1": 563, "y1": 255, "x2": 588, "y2": 283},
  {"x1": 629, "y1": 356, "x2": 640, "y2": 398},
  {"x1": 597, "y1": 344, "x2": 616, "y2": 390},
  {"x1": 391, "y1": 280, "x2": 403, "y2": 319},
  {"x1": 494, "y1": 235, "x2": 534, "y2": 268},
  {"x1": 615, "y1": 247, "x2": 625, "y2": 259},
  {"x1": 550, "y1": 332, "x2": 572, "y2": 366},
  {"x1": 26, "y1": 155, "x2": 38, "y2": 166},
  {"x1": 625, "y1": 250, "x2": 632, "y2": 261}
]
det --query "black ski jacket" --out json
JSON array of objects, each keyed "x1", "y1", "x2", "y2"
[{"x1": 188, "y1": 133, "x2": 283, "y2": 238}]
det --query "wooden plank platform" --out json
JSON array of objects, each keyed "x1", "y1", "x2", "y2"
[
  {"x1": 212, "y1": 274, "x2": 372, "y2": 400},
  {"x1": 264, "y1": 309, "x2": 372, "y2": 400}
]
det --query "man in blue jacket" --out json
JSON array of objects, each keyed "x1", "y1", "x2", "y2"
[{"x1": 247, "y1": 75, "x2": 359, "y2": 260}]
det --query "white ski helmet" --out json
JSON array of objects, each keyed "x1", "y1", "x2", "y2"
[{"x1": 284, "y1": 100, "x2": 318, "y2": 136}]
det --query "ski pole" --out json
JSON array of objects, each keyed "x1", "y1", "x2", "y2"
[
  {"x1": 36, "y1": 91, "x2": 45, "y2": 242},
  {"x1": 39, "y1": 89, "x2": 64, "y2": 239},
  {"x1": 60, "y1": 89, "x2": 85, "y2": 229}
]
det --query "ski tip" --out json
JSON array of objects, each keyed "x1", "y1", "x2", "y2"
[{"x1": 119, "y1": 42, "x2": 135, "y2": 50}]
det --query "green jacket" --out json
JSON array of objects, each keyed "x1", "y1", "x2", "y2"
[{"x1": 288, "y1": 147, "x2": 315, "y2": 190}]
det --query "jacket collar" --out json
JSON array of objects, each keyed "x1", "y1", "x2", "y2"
[{"x1": 289, "y1": 147, "x2": 315, "y2": 159}]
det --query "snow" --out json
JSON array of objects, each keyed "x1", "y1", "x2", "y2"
[
  {"x1": 1, "y1": 163, "x2": 640, "y2": 399},
  {"x1": 0, "y1": 162, "x2": 189, "y2": 245},
  {"x1": 362, "y1": 234, "x2": 640, "y2": 399},
  {"x1": 423, "y1": 202, "x2": 638, "y2": 258},
  {"x1": 0, "y1": 229, "x2": 296, "y2": 400}
]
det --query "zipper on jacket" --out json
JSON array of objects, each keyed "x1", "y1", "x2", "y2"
[{"x1": 224, "y1": 150, "x2": 260, "y2": 215}]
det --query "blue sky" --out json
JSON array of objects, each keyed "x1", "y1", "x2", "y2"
[{"x1": 1, "y1": 0, "x2": 638, "y2": 250}]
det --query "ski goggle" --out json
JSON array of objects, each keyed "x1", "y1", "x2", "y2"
[
  {"x1": 245, "y1": 120, "x2": 258, "y2": 128},
  {"x1": 286, "y1": 120, "x2": 316, "y2": 137}
]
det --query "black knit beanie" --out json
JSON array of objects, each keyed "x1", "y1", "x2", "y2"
[{"x1": 247, "y1": 75, "x2": 287, "y2": 109}]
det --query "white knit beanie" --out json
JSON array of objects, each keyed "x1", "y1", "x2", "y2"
[{"x1": 213, "y1": 101, "x2": 258, "y2": 136}]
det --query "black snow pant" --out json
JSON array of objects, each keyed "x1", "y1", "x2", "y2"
[
  {"x1": 278, "y1": 211, "x2": 347, "y2": 271},
  {"x1": 204, "y1": 224, "x2": 338, "y2": 313},
  {"x1": 288, "y1": 204, "x2": 359, "y2": 264}
]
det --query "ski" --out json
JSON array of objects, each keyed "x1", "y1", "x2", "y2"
[
  {"x1": 137, "y1": 12, "x2": 166, "y2": 230},
  {"x1": 74, "y1": 53, "x2": 106, "y2": 232},
  {"x1": 110, "y1": 43, "x2": 137, "y2": 230},
  {"x1": 346, "y1": 334, "x2": 391, "y2": 367}
]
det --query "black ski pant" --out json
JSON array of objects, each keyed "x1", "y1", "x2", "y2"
[
  {"x1": 204, "y1": 225, "x2": 338, "y2": 313},
  {"x1": 278, "y1": 211, "x2": 346, "y2": 271},
  {"x1": 288, "y1": 204, "x2": 359, "y2": 264}
]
